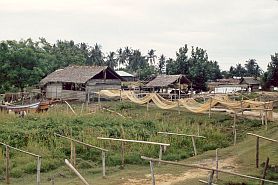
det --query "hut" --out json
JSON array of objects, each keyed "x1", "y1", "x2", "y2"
[
  {"x1": 40, "y1": 65, "x2": 122, "y2": 101},
  {"x1": 145, "y1": 74, "x2": 190, "y2": 97},
  {"x1": 239, "y1": 77, "x2": 261, "y2": 92}
]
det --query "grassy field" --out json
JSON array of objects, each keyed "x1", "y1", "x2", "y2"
[{"x1": 0, "y1": 100, "x2": 276, "y2": 185}]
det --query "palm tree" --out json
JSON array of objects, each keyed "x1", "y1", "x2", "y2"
[
  {"x1": 158, "y1": 54, "x2": 166, "y2": 74},
  {"x1": 89, "y1": 43, "x2": 104, "y2": 66},
  {"x1": 116, "y1": 48, "x2": 126, "y2": 68},
  {"x1": 105, "y1": 51, "x2": 117, "y2": 69},
  {"x1": 147, "y1": 49, "x2": 157, "y2": 65}
]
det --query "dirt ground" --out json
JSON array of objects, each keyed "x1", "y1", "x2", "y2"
[{"x1": 123, "y1": 157, "x2": 238, "y2": 185}]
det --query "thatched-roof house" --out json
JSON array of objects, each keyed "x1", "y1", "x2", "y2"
[
  {"x1": 145, "y1": 74, "x2": 190, "y2": 94},
  {"x1": 239, "y1": 77, "x2": 260, "y2": 92},
  {"x1": 40, "y1": 65, "x2": 122, "y2": 101}
]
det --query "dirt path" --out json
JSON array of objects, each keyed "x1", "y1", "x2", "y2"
[{"x1": 123, "y1": 157, "x2": 238, "y2": 185}]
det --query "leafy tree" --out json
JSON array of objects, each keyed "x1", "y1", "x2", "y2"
[
  {"x1": 245, "y1": 59, "x2": 261, "y2": 77},
  {"x1": 263, "y1": 53, "x2": 278, "y2": 89},
  {"x1": 166, "y1": 58, "x2": 177, "y2": 75}
]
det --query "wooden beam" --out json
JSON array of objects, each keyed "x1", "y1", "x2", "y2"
[
  {"x1": 54, "y1": 133, "x2": 108, "y2": 152},
  {"x1": 157, "y1": 132, "x2": 206, "y2": 138},
  {"x1": 97, "y1": 137, "x2": 170, "y2": 146},
  {"x1": 141, "y1": 156, "x2": 278, "y2": 184},
  {"x1": 247, "y1": 133, "x2": 278, "y2": 143},
  {"x1": 0, "y1": 142, "x2": 41, "y2": 157},
  {"x1": 65, "y1": 159, "x2": 90, "y2": 185}
]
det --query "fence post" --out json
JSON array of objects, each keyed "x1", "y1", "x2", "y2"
[
  {"x1": 215, "y1": 149, "x2": 219, "y2": 181},
  {"x1": 191, "y1": 136, "x2": 197, "y2": 156},
  {"x1": 121, "y1": 141, "x2": 125, "y2": 169},
  {"x1": 158, "y1": 145, "x2": 163, "y2": 166},
  {"x1": 260, "y1": 157, "x2": 269, "y2": 185},
  {"x1": 256, "y1": 137, "x2": 259, "y2": 168},
  {"x1": 37, "y1": 157, "x2": 41, "y2": 185},
  {"x1": 5, "y1": 145, "x2": 10, "y2": 184},
  {"x1": 102, "y1": 151, "x2": 106, "y2": 178},
  {"x1": 207, "y1": 170, "x2": 215, "y2": 185},
  {"x1": 150, "y1": 161, "x2": 155, "y2": 185}
]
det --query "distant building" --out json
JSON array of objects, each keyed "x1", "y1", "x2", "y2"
[
  {"x1": 40, "y1": 65, "x2": 122, "y2": 101},
  {"x1": 207, "y1": 78, "x2": 246, "y2": 93},
  {"x1": 239, "y1": 77, "x2": 261, "y2": 92},
  {"x1": 115, "y1": 71, "x2": 135, "y2": 81},
  {"x1": 145, "y1": 74, "x2": 191, "y2": 96}
]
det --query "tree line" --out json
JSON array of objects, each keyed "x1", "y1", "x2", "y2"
[{"x1": 0, "y1": 38, "x2": 277, "y2": 93}]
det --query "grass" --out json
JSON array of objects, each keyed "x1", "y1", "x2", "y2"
[{"x1": 0, "y1": 100, "x2": 276, "y2": 185}]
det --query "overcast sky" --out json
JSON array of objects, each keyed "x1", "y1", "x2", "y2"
[{"x1": 0, "y1": 0, "x2": 277, "y2": 71}]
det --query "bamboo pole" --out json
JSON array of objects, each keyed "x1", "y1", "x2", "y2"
[
  {"x1": 247, "y1": 133, "x2": 278, "y2": 143},
  {"x1": 64, "y1": 101, "x2": 76, "y2": 115},
  {"x1": 54, "y1": 133, "x2": 108, "y2": 151},
  {"x1": 261, "y1": 157, "x2": 269, "y2": 185},
  {"x1": 97, "y1": 137, "x2": 170, "y2": 146},
  {"x1": 65, "y1": 159, "x2": 90, "y2": 185},
  {"x1": 5, "y1": 146, "x2": 10, "y2": 184}
]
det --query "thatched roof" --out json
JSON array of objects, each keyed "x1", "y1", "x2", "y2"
[
  {"x1": 145, "y1": 74, "x2": 190, "y2": 87},
  {"x1": 240, "y1": 77, "x2": 260, "y2": 85},
  {"x1": 40, "y1": 65, "x2": 121, "y2": 85}
]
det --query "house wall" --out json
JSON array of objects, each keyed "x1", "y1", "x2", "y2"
[
  {"x1": 46, "y1": 83, "x2": 62, "y2": 99},
  {"x1": 86, "y1": 79, "x2": 121, "y2": 92}
]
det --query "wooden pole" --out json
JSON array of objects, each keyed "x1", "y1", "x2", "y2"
[
  {"x1": 207, "y1": 170, "x2": 215, "y2": 185},
  {"x1": 256, "y1": 137, "x2": 259, "y2": 168},
  {"x1": 65, "y1": 159, "x2": 90, "y2": 185},
  {"x1": 158, "y1": 145, "x2": 163, "y2": 166},
  {"x1": 261, "y1": 157, "x2": 269, "y2": 185},
  {"x1": 121, "y1": 141, "x2": 125, "y2": 169},
  {"x1": 36, "y1": 157, "x2": 41, "y2": 185},
  {"x1": 147, "y1": 101, "x2": 149, "y2": 111},
  {"x1": 215, "y1": 149, "x2": 219, "y2": 181},
  {"x1": 191, "y1": 136, "x2": 197, "y2": 156},
  {"x1": 73, "y1": 143, "x2": 76, "y2": 167},
  {"x1": 5, "y1": 146, "x2": 10, "y2": 184},
  {"x1": 101, "y1": 151, "x2": 106, "y2": 178},
  {"x1": 209, "y1": 97, "x2": 212, "y2": 119},
  {"x1": 233, "y1": 112, "x2": 237, "y2": 145},
  {"x1": 150, "y1": 161, "x2": 155, "y2": 185},
  {"x1": 197, "y1": 123, "x2": 200, "y2": 136}
]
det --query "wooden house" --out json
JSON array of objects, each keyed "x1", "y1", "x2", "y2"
[
  {"x1": 239, "y1": 77, "x2": 261, "y2": 92},
  {"x1": 145, "y1": 74, "x2": 191, "y2": 96},
  {"x1": 40, "y1": 66, "x2": 122, "y2": 101}
]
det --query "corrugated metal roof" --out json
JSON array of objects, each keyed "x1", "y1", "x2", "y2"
[{"x1": 115, "y1": 71, "x2": 134, "y2": 77}]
